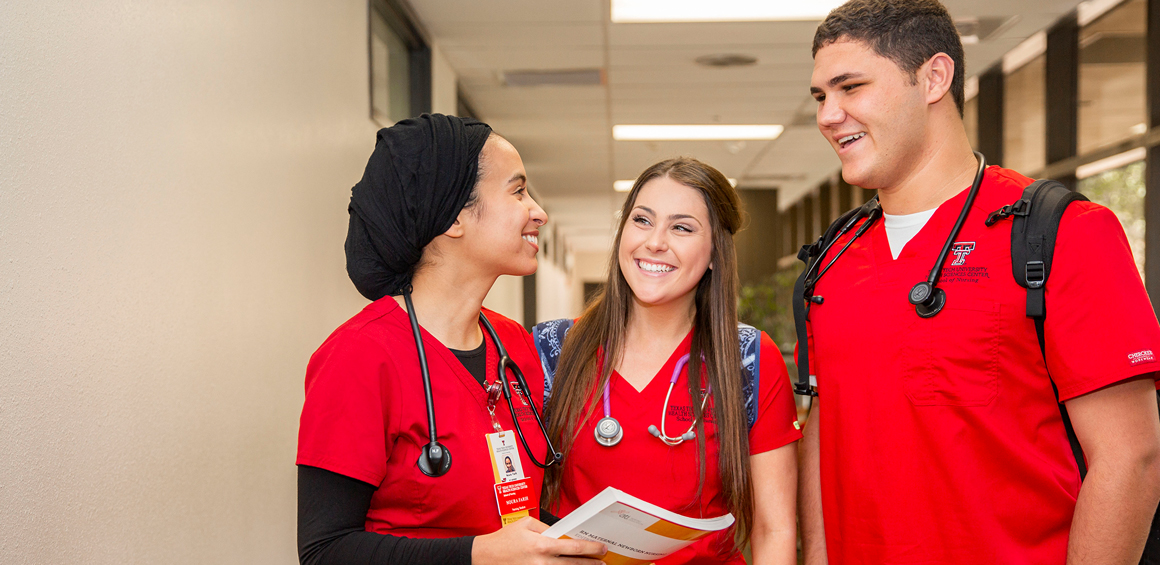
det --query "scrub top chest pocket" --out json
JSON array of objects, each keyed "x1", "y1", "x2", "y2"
[{"x1": 899, "y1": 297, "x2": 1001, "y2": 407}]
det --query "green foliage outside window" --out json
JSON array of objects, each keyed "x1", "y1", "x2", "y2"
[{"x1": 1078, "y1": 159, "x2": 1146, "y2": 281}]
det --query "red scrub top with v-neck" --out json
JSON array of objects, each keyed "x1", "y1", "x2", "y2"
[
  {"x1": 554, "y1": 329, "x2": 801, "y2": 564},
  {"x1": 807, "y1": 166, "x2": 1160, "y2": 564},
  {"x1": 297, "y1": 298, "x2": 548, "y2": 537}
]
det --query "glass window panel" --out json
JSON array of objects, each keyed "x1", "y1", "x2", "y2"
[
  {"x1": 963, "y1": 96, "x2": 979, "y2": 151},
  {"x1": 1078, "y1": 159, "x2": 1145, "y2": 281},
  {"x1": 1078, "y1": 0, "x2": 1146, "y2": 155},
  {"x1": 370, "y1": 11, "x2": 411, "y2": 126},
  {"x1": 1003, "y1": 56, "x2": 1046, "y2": 174}
]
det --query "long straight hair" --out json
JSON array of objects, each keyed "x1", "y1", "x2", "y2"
[{"x1": 541, "y1": 157, "x2": 751, "y2": 546}]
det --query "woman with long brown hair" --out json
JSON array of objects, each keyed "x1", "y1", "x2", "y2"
[{"x1": 536, "y1": 157, "x2": 801, "y2": 563}]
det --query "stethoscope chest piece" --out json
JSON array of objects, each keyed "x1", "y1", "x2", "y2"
[
  {"x1": 594, "y1": 416, "x2": 623, "y2": 446},
  {"x1": 417, "y1": 442, "x2": 452, "y2": 477},
  {"x1": 909, "y1": 282, "x2": 947, "y2": 318}
]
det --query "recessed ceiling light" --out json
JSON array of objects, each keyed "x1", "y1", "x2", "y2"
[
  {"x1": 614, "y1": 178, "x2": 737, "y2": 191},
  {"x1": 613, "y1": 124, "x2": 784, "y2": 141},
  {"x1": 611, "y1": 0, "x2": 845, "y2": 23}
]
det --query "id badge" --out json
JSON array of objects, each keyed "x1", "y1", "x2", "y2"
[{"x1": 486, "y1": 430, "x2": 536, "y2": 525}]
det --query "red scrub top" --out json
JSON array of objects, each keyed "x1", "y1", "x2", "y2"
[
  {"x1": 297, "y1": 298, "x2": 548, "y2": 537},
  {"x1": 554, "y1": 329, "x2": 802, "y2": 564},
  {"x1": 808, "y1": 166, "x2": 1160, "y2": 564}
]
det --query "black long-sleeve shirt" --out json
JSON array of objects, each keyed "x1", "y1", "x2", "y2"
[{"x1": 297, "y1": 343, "x2": 556, "y2": 565}]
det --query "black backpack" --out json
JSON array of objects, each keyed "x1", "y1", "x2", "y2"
[{"x1": 793, "y1": 180, "x2": 1160, "y2": 561}]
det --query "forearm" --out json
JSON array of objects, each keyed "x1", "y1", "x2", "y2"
[
  {"x1": 750, "y1": 445, "x2": 799, "y2": 565},
  {"x1": 798, "y1": 407, "x2": 828, "y2": 565},
  {"x1": 1067, "y1": 456, "x2": 1160, "y2": 565},
  {"x1": 750, "y1": 527, "x2": 797, "y2": 565},
  {"x1": 301, "y1": 531, "x2": 474, "y2": 565}
]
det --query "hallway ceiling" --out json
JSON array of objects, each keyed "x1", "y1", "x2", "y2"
[{"x1": 408, "y1": 0, "x2": 1087, "y2": 252}]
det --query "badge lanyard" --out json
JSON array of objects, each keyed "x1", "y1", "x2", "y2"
[{"x1": 482, "y1": 347, "x2": 536, "y2": 525}]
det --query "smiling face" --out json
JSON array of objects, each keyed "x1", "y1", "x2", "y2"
[
  {"x1": 456, "y1": 136, "x2": 547, "y2": 278},
  {"x1": 810, "y1": 39, "x2": 930, "y2": 190},
  {"x1": 617, "y1": 175, "x2": 713, "y2": 310}
]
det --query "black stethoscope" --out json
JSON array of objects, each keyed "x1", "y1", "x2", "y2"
[
  {"x1": 802, "y1": 151, "x2": 986, "y2": 319},
  {"x1": 402, "y1": 288, "x2": 562, "y2": 478}
]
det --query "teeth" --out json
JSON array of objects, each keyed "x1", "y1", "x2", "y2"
[
  {"x1": 839, "y1": 132, "x2": 866, "y2": 145},
  {"x1": 638, "y1": 260, "x2": 674, "y2": 273},
  {"x1": 522, "y1": 235, "x2": 538, "y2": 246}
]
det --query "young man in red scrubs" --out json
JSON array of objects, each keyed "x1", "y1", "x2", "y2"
[{"x1": 799, "y1": 1, "x2": 1160, "y2": 563}]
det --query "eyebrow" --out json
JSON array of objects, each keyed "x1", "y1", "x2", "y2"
[
  {"x1": 634, "y1": 206, "x2": 704, "y2": 226},
  {"x1": 810, "y1": 72, "x2": 865, "y2": 94},
  {"x1": 508, "y1": 173, "x2": 527, "y2": 185}
]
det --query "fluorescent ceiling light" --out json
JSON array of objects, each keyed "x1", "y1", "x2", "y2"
[
  {"x1": 612, "y1": 0, "x2": 845, "y2": 23},
  {"x1": 1076, "y1": 147, "x2": 1146, "y2": 180},
  {"x1": 613, "y1": 124, "x2": 783, "y2": 141},
  {"x1": 614, "y1": 178, "x2": 737, "y2": 191}
]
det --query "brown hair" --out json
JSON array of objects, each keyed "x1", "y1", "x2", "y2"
[
  {"x1": 541, "y1": 157, "x2": 752, "y2": 546},
  {"x1": 813, "y1": 0, "x2": 965, "y2": 114}
]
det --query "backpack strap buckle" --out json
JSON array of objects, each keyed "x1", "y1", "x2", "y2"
[
  {"x1": 1025, "y1": 260, "x2": 1046, "y2": 289},
  {"x1": 985, "y1": 198, "x2": 1032, "y2": 226}
]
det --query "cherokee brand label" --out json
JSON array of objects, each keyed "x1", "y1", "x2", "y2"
[{"x1": 1129, "y1": 350, "x2": 1156, "y2": 366}]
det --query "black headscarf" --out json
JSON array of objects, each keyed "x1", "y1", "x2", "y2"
[{"x1": 345, "y1": 114, "x2": 493, "y2": 300}]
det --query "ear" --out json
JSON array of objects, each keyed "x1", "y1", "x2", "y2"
[
  {"x1": 922, "y1": 52, "x2": 955, "y2": 106},
  {"x1": 440, "y1": 209, "x2": 470, "y2": 239}
]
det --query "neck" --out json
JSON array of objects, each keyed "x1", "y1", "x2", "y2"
[
  {"x1": 624, "y1": 292, "x2": 696, "y2": 350},
  {"x1": 394, "y1": 260, "x2": 496, "y2": 351},
  {"x1": 877, "y1": 120, "x2": 979, "y2": 215}
]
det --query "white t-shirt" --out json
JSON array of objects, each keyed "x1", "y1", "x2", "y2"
[{"x1": 883, "y1": 208, "x2": 937, "y2": 260}]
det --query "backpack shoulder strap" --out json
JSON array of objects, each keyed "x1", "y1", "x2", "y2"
[
  {"x1": 998, "y1": 179, "x2": 1089, "y2": 478},
  {"x1": 737, "y1": 323, "x2": 761, "y2": 430},
  {"x1": 532, "y1": 318, "x2": 575, "y2": 405},
  {"x1": 1007, "y1": 179, "x2": 1089, "y2": 319}
]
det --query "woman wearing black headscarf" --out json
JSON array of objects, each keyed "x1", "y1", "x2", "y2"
[{"x1": 296, "y1": 114, "x2": 606, "y2": 565}]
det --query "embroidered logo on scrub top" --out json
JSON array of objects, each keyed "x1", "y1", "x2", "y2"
[
  {"x1": 951, "y1": 242, "x2": 976, "y2": 265},
  {"x1": 1129, "y1": 350, "x2": 1156, "y2": 366},
  {"x1": 942, "y1": 241, "x2": 990, "y2": 284}
]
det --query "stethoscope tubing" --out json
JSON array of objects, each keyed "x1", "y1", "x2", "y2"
[
  {"x1": 480, "y1": 314, "x2": 562, "y2": 469},
  {"x1": 406, "y1": 288, "x2": 561, "y2": 477},
  {"x1": 924, "y1": 151, "x2": 987, "y2": 287},
  {"x1": 803, "y1": 151, "x2": 987, "y2": 315},
  {"x1": 599, "y1": 352, "x2": 709, "y2": 447}
]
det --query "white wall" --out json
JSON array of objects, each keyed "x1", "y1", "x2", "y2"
[
  {"x1": 0, "y1": 1, "x2": 388, "y2": 563},
  {"x1": 430, "y1": 43, "x2": 458, "y2": 116},
  {"x1": 535, "y1": 258, "x2": 576, "y2": 322},
  {"x1": 571, "y1": 251, "x2": 611, "y2": 314}
]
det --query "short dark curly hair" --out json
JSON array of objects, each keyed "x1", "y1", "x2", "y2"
[{"x1": 813, "y1": 0, "x2": 965, "y2": 115}]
